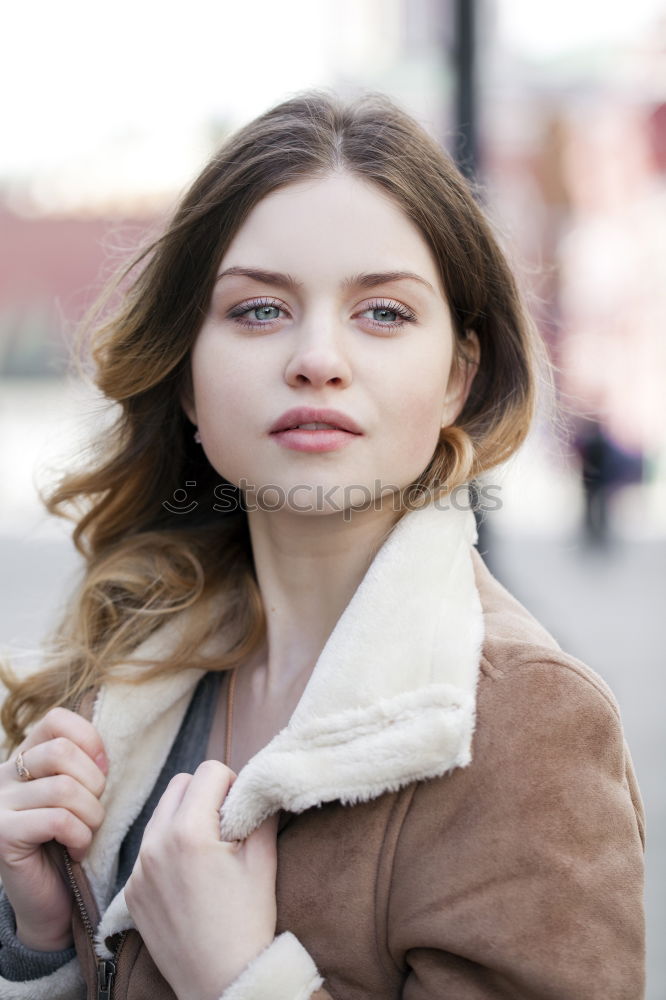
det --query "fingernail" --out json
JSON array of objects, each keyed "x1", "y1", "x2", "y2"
[{"x1": 95, "y1": 751, "x2": 108, "y2": 774}]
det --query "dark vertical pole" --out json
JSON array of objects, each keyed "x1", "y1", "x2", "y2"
[
  {"x1": 451, "y1": 0, "x2": 492, "y2": 563},
  {"x1": 453, "y1": 0, "x2": 478, "y2": 180}
]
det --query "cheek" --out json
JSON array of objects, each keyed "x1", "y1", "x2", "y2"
[
  {"x1": 383, "y1": 350, "x2": 449, "y2": 439},
  {"x1": 394, "y1": 387, "x2": 444, "y2": 460},
  {"x1": 374, "y1": 367, "x2": 448, "y2": 486},
  {"x1": 400, "y1": 382, "x2": 444, "y2": 425},
  {"x1": 188, "y1": 338, "x2": 262, "y2": 476},
  {"x1": 190, "y1": 335, "x2": 257, "y2": 423}
]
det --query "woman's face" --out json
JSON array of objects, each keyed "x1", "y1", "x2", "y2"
[{"x1": 182, "y1": 171, "x2": 479, "y2": 517}]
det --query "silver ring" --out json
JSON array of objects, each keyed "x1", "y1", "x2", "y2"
[{"x1": 14, "y1": 751, "x2": 34, "y2": 782}]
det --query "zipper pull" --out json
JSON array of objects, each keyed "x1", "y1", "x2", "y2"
[{"x1": 97, "y1": 958, "x2": 116, "y2": 1000}]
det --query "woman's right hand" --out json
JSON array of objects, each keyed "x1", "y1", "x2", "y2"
[{"x1": 0, "y1": 707, "x2": 108, "y2": 952}]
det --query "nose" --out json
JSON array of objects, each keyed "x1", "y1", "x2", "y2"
[{"x1": 283, "y1": 318, "x2": 353, "y2": 389}]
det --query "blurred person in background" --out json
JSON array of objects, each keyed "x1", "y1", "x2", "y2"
[
  {"x1": 0, "y1": 89, "x2": 645, "y2": 999},
  {"x1": 573, "y1": 413, "x2": 645, "y2": 549}
]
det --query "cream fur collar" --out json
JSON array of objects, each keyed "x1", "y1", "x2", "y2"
[{"x1": 91, "y1": 495, "x2": 484, "y2": 956}]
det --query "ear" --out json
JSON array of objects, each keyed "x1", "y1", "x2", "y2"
[{"x1": 441, "y1": 330, "x2": 480, "y2": 426}]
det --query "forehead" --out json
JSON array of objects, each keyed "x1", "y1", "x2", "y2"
[{"x1": 217, "y1": 172, "x2": 445, "y2": 298}]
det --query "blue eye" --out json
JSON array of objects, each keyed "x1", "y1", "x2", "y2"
[
  {"x1": 251, "y1": 304, "x2": 280, "y2": 321},
  {"x1": 227, "y1": 296, "x2": 417, "y2": 332},
  {"x1": 360, "y1": 299, "x2": 417, "y2": 332},
  {"x1": 370, "y1": 307, "x2": 398, "y2": 322},
  {"x1": 228, "y1": 298, "x2": 286, "y2": 328}
]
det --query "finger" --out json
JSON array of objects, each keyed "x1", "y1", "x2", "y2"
[
  {"x1": 142, "y1": 773, "x2": 192, "y2": 840},
  {"x1": 19, "y1": 707, "x2": 107, "y2": 774},
  {"x1": 243, "y1": 811, "x2": 280, "y2": 856},
  {"x1": 6, "y1": 738, "x2": 107, "y2": 798},
  {"x1": 3, "y1": 807, "x2": 94, "y2": 863},
  {"x1": 9, "y1": 774, "x2": 105, "y2": 833},
  {"x1": 173, "y1": 760, "x2": 235, "y2": 838}
]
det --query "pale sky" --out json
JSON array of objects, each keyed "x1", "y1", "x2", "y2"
[
  {"x1": 1, "y1": 0, "x2": 663, "y2": 209},
  {"x1": 498, "y1": 0, "x2": 665, "y2": 58},
  {"x1": 1, "y1": 0, "x2": 333, "y2": 199}
]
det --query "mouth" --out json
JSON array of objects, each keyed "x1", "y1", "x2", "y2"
[
  {"x1": 269, "y1": 408, "x2": 363, "y2": 436},
  {"x1": 270, "y1": 423, "x2": 361, "y2": 454},
  {"x1": 279, "y1": 422, "x2": 348, "y2": 432},
  {"x1": 270, "y1": 407, "x2": 363, "y2": 453}
]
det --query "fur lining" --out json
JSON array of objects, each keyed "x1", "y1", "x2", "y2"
[
  {"x1": 219, "y1": 497, "x2": 482, "y2": 840},
  {"x1": 86, "y1": 663, "x2": 207, "y2": 912},
  {"x1": 217, "y1": 932, "x2": 324, "y2": 1000},
  {"x1": 78, "y1": 494, "x2": 483, "y2": 960},
  {"x1": 94, "y1": 888, "x2": 130, "y2": 961},
  {"x1": 0, "y1": 957, "x2": 85, "y2": 999}
]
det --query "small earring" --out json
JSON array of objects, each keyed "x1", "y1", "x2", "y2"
[{"x1": 194, "y1": 428, "x2": 202, "y2": 443}]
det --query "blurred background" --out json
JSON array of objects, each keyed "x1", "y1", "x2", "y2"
[{"x1": 1, "y1": 0, "x2": 664, "y2": 992}]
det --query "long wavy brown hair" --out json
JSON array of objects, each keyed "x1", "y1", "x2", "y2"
[{"x1": 1, "y1": 88, "x2": 552, "y2": 751}]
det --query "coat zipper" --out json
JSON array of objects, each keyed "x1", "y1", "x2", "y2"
[
  {"x1": 96, "y1": 954, "x2": 117, "y2": 1000},
  {"x1": 61, "y1": 685, "x2": 127, "y2": 1000},
  {"x1": 62, "y1": 847, "x2": 129, "y2": 999}
]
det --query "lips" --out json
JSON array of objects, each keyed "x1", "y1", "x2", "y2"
[{"x1": 269, "y1": 407, "x2": 363, "y2": 435}]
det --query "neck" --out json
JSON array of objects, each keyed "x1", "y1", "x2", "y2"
[{"x1": 244, "y1": 499, "x2": 405, "y2": 698}]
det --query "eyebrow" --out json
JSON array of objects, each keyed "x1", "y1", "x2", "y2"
[{"x1": 215, "y1": 266, "x2": 435, "y2": 294}]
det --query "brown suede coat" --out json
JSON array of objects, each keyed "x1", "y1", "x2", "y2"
[{"x1": 64, "y1": 545, "x2": 645, "y2": 1000}]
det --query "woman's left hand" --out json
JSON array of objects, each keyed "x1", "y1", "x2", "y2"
[{"x1": 124, "y1": 760, "x2": 279, "y2": 1000}]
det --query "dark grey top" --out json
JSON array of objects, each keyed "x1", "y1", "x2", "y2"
[{"x1": 0, "y1": 669, "x2": 223, "y2": 982}]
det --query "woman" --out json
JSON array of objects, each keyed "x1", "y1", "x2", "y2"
[{"x1": 0, "y1": 90, "x2": 645, "y2": 999}]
